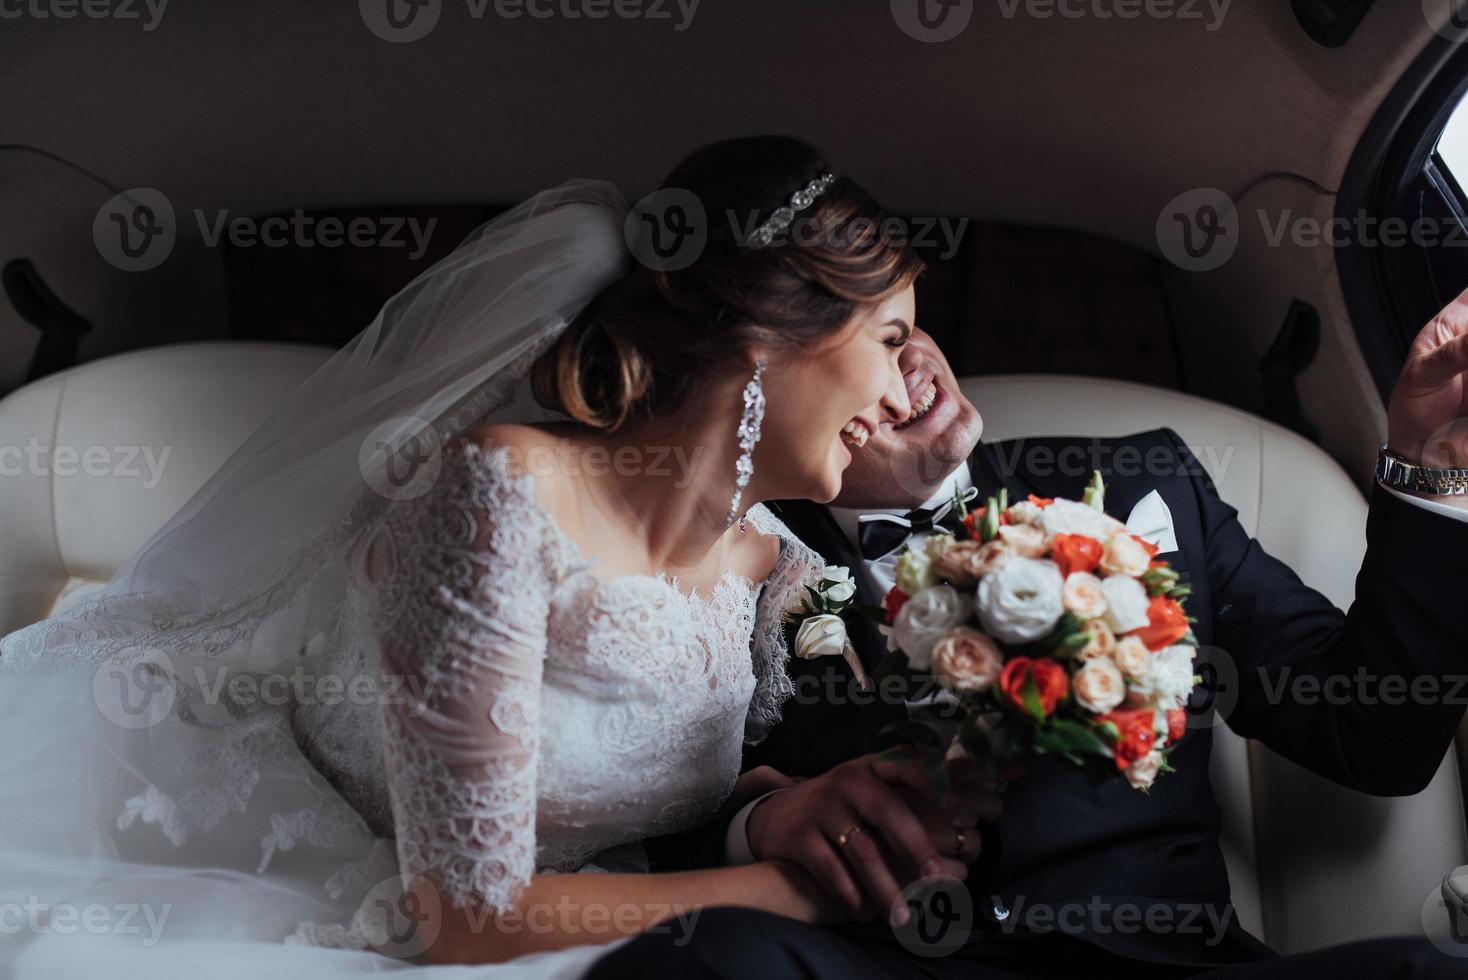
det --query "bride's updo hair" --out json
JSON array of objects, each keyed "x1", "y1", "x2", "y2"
[{"x1": 531, "y1": 135, "x2": 926, "y2": 431}]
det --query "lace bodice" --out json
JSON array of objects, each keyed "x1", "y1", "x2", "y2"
[{"x1": 294, "y1": 439, "x2": 822, "y2": 914}]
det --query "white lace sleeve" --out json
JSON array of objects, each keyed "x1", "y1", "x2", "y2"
[
  {"x1": 357, "y1": 439, "x2": 571, "y2": 913},
  {"x1": 742, "y1": 504, "x2": 825, "y2": 745}
]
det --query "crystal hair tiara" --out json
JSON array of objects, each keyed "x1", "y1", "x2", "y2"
[{"x1": 745, "y1": 172, "x2": 837, "y2": 248}]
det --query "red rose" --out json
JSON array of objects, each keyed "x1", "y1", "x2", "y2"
[
  {"x1": 1100, "y1": 708, "x2": 1157, "y2": 769},
  {"x1": 882, "y1": 587, "x2": 909, "y2": 624},
  {"x1": 999, "y1": 656, "x2": 1069, "y2": 718},
  {"x1": 1133, "y1": 596, "x2": 1188, "y2": 651},
  {"x1": 1051, "y1": 533, "x2": 1103, "y2": 578},
  {"x1": 1166, "y1": 707, "x2": 1187, "y2": 743},
  {"x1": 1027, "y1": 494, "x2": 1055, "y2": 508}
]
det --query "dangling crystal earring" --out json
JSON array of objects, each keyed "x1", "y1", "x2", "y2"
[{"x1": 726, "y1": 357, "x2": 767, "y2": 530}]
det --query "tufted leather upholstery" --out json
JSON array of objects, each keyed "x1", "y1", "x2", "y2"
[{"x1": 0, "y1": 345, "x2": 1462, "y2": 953}]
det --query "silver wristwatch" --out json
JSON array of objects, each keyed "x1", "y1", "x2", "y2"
[{"x1": 1376, "y1": 443, "x2": 1468, "y2": 496}]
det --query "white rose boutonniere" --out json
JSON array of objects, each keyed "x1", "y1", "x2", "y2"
[{"x1": 786, "y1": 565, "x2": 868, "y2": 689}]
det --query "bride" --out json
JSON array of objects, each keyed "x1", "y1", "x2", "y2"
[{"x1": 0, "y1": 136, "x2": 928, "y2": 975}]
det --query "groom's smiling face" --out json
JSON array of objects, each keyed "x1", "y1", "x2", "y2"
[{"x1": 830, "y1": 328, "x2": 984, "y2": 510}]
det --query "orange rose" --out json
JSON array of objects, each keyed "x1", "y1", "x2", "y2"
[
  {"x1": 1166, "y1": 707, "x2": 1187, "y2": 743},
  {"x1": 1132, "y1": 596, "x2": 1188, "y2": 651},
  {"x1": 998, "y1": 656, "x2": 1069, "y2": 718},
  {"x1": 1100, "y1": 708, "x2": 1157, "y2": 769},
  {"x1": 1027, "y1": 494, "x2": 1055, "y2": 507},
  {"x1": 1051, "y1": 533, "x2": 1103, "y2": 578}
]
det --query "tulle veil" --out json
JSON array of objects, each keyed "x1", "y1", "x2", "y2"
[{"x1": 0, "y1": 179, "x2": 637, "y2": 975}]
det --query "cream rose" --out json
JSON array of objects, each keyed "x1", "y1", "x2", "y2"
[
  {"x1": 934, "y1": 539, "x2": 1012, "y2": 585},
  {"x1": 975, "y1": 557, "x2": 1064, "y2": 645},
  {"x1": 1099, "y1": 534, "x2": 1152, "y2": 578},
  {"x1": 1076, "y1": 619, "x2": 1117, "y2": 661},
  {"x1": 1071, "y1": 657, "x2": 1126, "y2": 714},
  {"x1": 1061, "y1": 571, "x2": 1107, "y2": 619},
  {"x1": 1007, "y1": 500, "x2": 1043, "y2": 526},
  {"x1": 821, "y1": 566, "x2": 856, "y2": 604},
  {"x1": 794, "y1": 614, "x2": 848, "y2": 660},
  {"x1": 997, "y1": 523, "x2": 1047, "y2": 558},
  {"x1": 892, "y1": 585, "x2": 971, "y2": 670},
  {"x1": 1112, "y1": 635, "x2": 1153, "y2": 682},
  {"x1": 931, "y1": 627, "x2": 1004, "y2": 694},
  {"x1": 894, "y1": 545, "x2": 939, "y2": 596},
  {"x1": 1125, "y1": 749, "x2": 1164, "y2": 790},
  {"x1": 1101, "y1": 574, "x2": 1150, "y2": 634}
]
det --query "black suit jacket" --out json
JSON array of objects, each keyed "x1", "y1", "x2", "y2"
[{"x1": 647, "y1": 427, "x2": 1468, "y2": 969}]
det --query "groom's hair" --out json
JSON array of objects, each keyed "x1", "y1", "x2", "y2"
[{"x1": 532, "y1": 134, "x2": 926, "y2": 432}]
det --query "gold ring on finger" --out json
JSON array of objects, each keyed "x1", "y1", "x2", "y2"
[{"x1": 837, "y1": 824, "x2": 864, "y2": 849}]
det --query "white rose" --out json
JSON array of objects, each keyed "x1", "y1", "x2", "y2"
[
  {"x1": 1038, "y1": 499, "x2": 1127, "y2": 542},
  {"x1": 1101, "y1": 575, "x2": 1150, "y2": 634},
  {"x1": 1061, "y1": 571, "x2": 1108, "y2": 620},
  {"x1": 1071, "y1": 657, "x2": 1126, "y2": 714},
  {"x1": 1007, "y1": 500, "x2": 1043, "y2": 526},
  {"x1": 894, "y1": 545, "x2": 939, "y2": 596},
  {"x1": 821, "y1": 567, "x2": 857, "y2": 604},
  {"x1": 975, "y1": 557, "x2": 1064, "y2": 645},
  {"x1": 997, "y1": 523, "x2": 1048, "y2": 558},
  {"x1": 1125, "y1": 749, "x2": 1164, "y2": 790},
  {"x1": 1112, "y1": 635, "x2": 1153, "y2": 682},
  {"x1": 1099, "y1": 534, "x2": 1152, "y2": 578},
  {"x1": 794, "y1": 614, "x2": 848, "y2": 659},
  {"x1": 931, "y1": 627, "x2": 1004, "y2": 694},
  {"x1": 1128, "y1": 644, "x2": 1197, "y2": 709},
  {"x1": 892, "y1": 585, "x2": 971, "y2": 670},
  {"x1": 924, "y1": 533, "x2": 956, "y2": 561}
]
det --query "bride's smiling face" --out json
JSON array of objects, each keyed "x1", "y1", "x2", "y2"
[{"x1": 755, "y1": 286, "x2": 916, "y2": 503}]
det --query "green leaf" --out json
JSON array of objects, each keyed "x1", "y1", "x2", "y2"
[
  {"x1": 1043, "y1": 718, "x2": 1113, "y2": 759},
  {"x1": 1020, "y1": 675, "x2": 1046, "y2": 723}
]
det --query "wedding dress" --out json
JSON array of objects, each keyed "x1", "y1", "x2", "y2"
[{"x1": 0, "y1": 178, "x2": 824, "y2": 977}]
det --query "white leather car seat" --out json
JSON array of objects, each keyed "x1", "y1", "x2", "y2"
[{"x1": 0, "y1": 345, "x2": 1462, "y2": 954}]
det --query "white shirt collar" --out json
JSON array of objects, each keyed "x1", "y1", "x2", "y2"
[{"x1": 827, "y1": 462, "x2": 974, "y2": 552}]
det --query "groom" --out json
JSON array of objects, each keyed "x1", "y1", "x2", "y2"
[{"x1": 607, "y1": 297, "x2": 1468, "y2": 976}]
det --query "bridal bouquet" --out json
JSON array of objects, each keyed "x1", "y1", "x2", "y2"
[{"x1": 877, "y1": 472, "x2": 1199, "y2": 792}]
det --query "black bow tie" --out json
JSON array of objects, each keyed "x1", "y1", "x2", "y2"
[{"x1": 857, "y1": 486, "x2": 982, "y2": 561}]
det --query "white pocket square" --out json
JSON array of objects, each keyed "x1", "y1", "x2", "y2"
[{"x1": 1124, "y1": 489, "x2": 1178, "y2": 555}]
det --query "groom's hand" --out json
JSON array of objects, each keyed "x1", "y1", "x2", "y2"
[
  {"x1": 1387, "y1": 283, "x2": 1468, "y2": 503},
  {"x1": 745, "y1": 752, "x2": 1001, "y2": 923}
]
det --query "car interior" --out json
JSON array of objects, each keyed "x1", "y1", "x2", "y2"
[{"x1": 4, "y1": 0, "x2": 1468, "y2": 961}]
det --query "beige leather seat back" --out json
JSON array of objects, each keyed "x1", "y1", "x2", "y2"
[
  {"x1": 0, "y1": 348, "x2": 1461, "y2": 953},
  {"x1": 0, "y1": 342, "x2": 336, "y2": 628},
  {"x1": 965, "y1": 373, "x2": 1467, "y2": 953}
]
